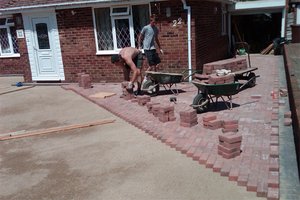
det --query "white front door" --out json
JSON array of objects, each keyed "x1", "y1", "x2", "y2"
[{"x1": 23, "y1": 12, "x2": 64, "y2": 81}]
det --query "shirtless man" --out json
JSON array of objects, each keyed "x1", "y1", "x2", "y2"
[{"x1": 111, "y1": 47, "x2": 143, "y2": 94}]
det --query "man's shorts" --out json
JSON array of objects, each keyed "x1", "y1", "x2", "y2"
[
  {"x1": 125, "y1": 52, "x2": 143, "y2": 69},
  {"x1": 144, "y1": 49, "x2": 161, "y2": 66}
]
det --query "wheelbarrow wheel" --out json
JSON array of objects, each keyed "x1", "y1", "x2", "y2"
[
  {"x1": 142, "y1": 80, "x2": 160, "y2": 96},
  {"x1": 192, "y1": 93, "x2": 210, "y2": 113},
  {"x1": 247, "y1": 72, "x2": 256, "y2": 87}
]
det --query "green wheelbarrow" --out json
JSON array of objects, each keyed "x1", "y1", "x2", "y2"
[{"x1": 191, "y1": 81, "x2": 240, "y2": 113}]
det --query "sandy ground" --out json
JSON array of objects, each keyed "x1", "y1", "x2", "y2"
[{"x1": 0, "y1": 77, "x2": 261, "y2": 200}]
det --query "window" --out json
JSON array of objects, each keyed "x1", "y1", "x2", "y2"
[
  {"x1": 93, "y1": 4, "x2": 149, "y2": 54},
  {"x1": 0, "y1": 17, "x2": 19, "y2": 56}
]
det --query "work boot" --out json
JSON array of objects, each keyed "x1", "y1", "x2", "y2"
[{"x1": 126, "y1": 82, "x2": 134, "y2": 94}]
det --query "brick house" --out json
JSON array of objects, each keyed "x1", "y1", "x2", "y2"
[{"x1": 0, "y1": 0, "x2": 231, "y2": 83}]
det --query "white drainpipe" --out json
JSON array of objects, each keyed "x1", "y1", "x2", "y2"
[
  {"x1": 297, "y1": 5, "x2": 300, "y2": 24},
  {"x1": 181, "y1": 0, "x2": 192, "y2": 82}
]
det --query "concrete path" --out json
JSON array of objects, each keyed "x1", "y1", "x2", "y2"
[{"x1": 0, "y1": 79, "x2": 260, "y2": 200}]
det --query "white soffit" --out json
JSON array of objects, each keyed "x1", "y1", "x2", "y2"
[{"x1": 232, "y1": 0, "x2": 285, "y2": 11}]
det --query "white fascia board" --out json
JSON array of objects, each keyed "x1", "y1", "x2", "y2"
[
  {"x1": 0, "y1": 0, "x2": 156, "y2": 14},
  {"x1": 232, "y1": 0, "x2": 285, "y2": 11}
]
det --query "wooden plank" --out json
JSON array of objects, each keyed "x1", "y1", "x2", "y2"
[{"x1": 0, "y1": 119, "x2": 115, "y2": 141}]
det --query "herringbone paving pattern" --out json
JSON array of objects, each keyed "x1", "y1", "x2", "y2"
[{"x1": 63, "y1": 55, "x2": 286, "y2": 199}]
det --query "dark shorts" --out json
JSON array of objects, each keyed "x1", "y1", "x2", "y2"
[
  {"x1": 125, "y1": 52, "x2": 143, "y2": 69},
  {"x1": 144, "y1": 49, "x2": 161, "y2": 66}
]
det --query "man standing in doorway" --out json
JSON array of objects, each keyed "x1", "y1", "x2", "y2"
[{"x1": 138, "y1": 14, "x2": 163, "y2": 72}]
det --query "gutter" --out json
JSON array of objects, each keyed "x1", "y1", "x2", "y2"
[{"x1": 181, "y1": 0, "x2": 192, "y2": 82}]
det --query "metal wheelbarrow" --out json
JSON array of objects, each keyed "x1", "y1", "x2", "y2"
[
  {"x1": 142, "y1": 69, "x2": 198, "y2": 95},
  {"x1": 191, "y1": 81, "x2": 240, "y2": 113}
]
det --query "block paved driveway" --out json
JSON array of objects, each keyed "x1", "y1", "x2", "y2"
[{"x1": 64, "y1": 55, "x2": 294, "y2": 200}]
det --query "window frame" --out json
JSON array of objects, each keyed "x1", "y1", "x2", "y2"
[
  {"x1": 93, "y1": 4, "x2": 150, "y2": 55},
  {"x1": 0, "y1": 16, "x2": 20, "y2": 58}
]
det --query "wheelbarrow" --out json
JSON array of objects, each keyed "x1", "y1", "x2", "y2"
[
  {"x1": 142, "y1": 69, "x2": 198, "y2": 95},
  {"x1": 191, "y1": 81, "x2": 240, "y2": 113}
]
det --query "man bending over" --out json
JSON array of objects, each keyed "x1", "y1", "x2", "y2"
[{"x1": 111, "y1": 47, "x2": 143, "y2": 94}]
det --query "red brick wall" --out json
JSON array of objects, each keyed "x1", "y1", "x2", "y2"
[
  {"x1": 57, "y1": 8, "x2": 123, "y2": 82},
  {"x1": 0, "y1": 1, "x2": 230, "y2": 83},
  {"x1": 150, "y1": 1, "x2": 189, "y2": 73},
  {"x1": 190, "y1": 1, "x2": 230, "y2": 71}
]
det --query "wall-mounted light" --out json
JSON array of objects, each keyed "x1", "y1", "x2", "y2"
[
  {"x1": 214, "y1": 7, "x2": 218, "y2": 14},
  {"x1": 71, "y1": 10, "x2": 76, "y2": 15},
  {"x1": 166, "y1": 7, "x2": 171, "y2": 18}
]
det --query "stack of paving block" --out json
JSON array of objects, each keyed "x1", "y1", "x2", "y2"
[
  {"x1": 136, "y1": 95, "x2": 151, "y2": 106},
  {"x1": 202, "y1": 114, "x2": 223, "y2": 130},
  {"x1": 146, "y1": 102, "x2": 160, "y2": 113},
  {"x1": 218, "y1": 132, "x2": 242, "y2": 159},
  {"x1": 121, "y1": 81, "x2": 133, "y2": 100},
  {"x1": 202, "y1": 57, "x2": 247, "y2": 75},
  {"x1": 208, "y1": 73, "x2": 235, "y2": 84},
  {"x1": 156, "y1": 104, "x2": 176, "y2": 123},
  {"x1": 78, "y1": 73, "x2": 92, "y2": 89},
  {"x1": 222, "y1": 119, "x2": 239, "y2": 133},
  {"x1": 77, "y1": 72, "x2": 85, "y2": 87},
  {"x1": 179, "y1": 109, "x2": 198, "y2": 127}
]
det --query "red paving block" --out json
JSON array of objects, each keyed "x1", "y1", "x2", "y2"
[
  {"x1": 237, "y1": 174, "x2": 248, "y2": 186},
  {"x1": 251, "y1": 94, "x2": 262, "y2": 99},
  {"x1": 219, "y1": 141, "x2": 241, "y2": 149},
  {"x1": 247, "y1": 174, "x2": 258, "y2": 192},
  {"x1": 192, "y1": 148, "x2": 203, "y2": 161},
  {"x1": 204, "y1": 119, "x2": 223, "y2": 130},
  {"x1": 268, "y1": 171, "x2": 279, "y2": 188},
  {"x1": 257, "y1": 181, "x2": 268, "y2": 197},
  {"x1": 223, "y1": 123, "x2": 239, "y2": 130},
  {"x1": 146, "y1": 102, "x2": 160, "y2": 113},
  {"x1": 81, "y1": 74, "x2": 92, "y2": 89},
  {"x1": 180, "y1": 121, "x2": 198, "y2": 127},
  {"x1": 205, "y1": 154, "x2": 217, "y2": 168},
  {"x1": 219, "y1": 133, "x2": 242, "y2": 144},
  {"x1": 218, "y1": 144, "x2": 241, "y2": 154},
  {"x1": 77, "y1": 72, "x2": 85, "y2": 87},
  {"x1": 219, "y1": 150, "x2": 241, "y2": 159},
  {"x1": 270, "y1": 145, "x2": 279, "y2": 158},
  {"x1": 202, "y1": 114, "x2": 217, "y2": 122},
  {"x1": 267, "y1": 187, "x2": 279, "y2": 200},
  {"x1": 220, "y1": 162, "x2": 231, "y2": 176},
  {"x1": 223, "y1": 119, "x2": 239, "y2": 125},
  {"x1": 212, "y1": 157, "x2": 223, "y2": 173},
  {"x1": 222, "y1": 127, "x2": 239, "y2": 133},
  {"x1": 186, "y1": 146, "x2": 197, "y2": 157},
  {"x1": 179, "y1": 109, "x2": 197, "y2": 118},
  {"x1": 269, "y1": 158, "x2": 279, "y2": 171},
  {"x1": 199, "y1": 152, "x2": 210, "y2": 165},
  {"x1": 229, "y1": 166, "x2": 239, "y2": 181}
]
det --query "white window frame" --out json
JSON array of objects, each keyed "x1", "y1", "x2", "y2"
[
  {"x1": 93, "y1": 4, "x2": 150, "y2": 55},
  {"x1": 0, "y1": 17, "x2": 20, "y2": 58},
  {"x1": 110, "y1": 6, "x2": 130, "y2": 16},
  {"x1": 111, "y1": 15, "x2": 135, "y2": 51}
]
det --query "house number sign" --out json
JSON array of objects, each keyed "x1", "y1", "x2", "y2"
[{"x1": 16, "y1": 29, "x2": 25, "y2": 38}]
